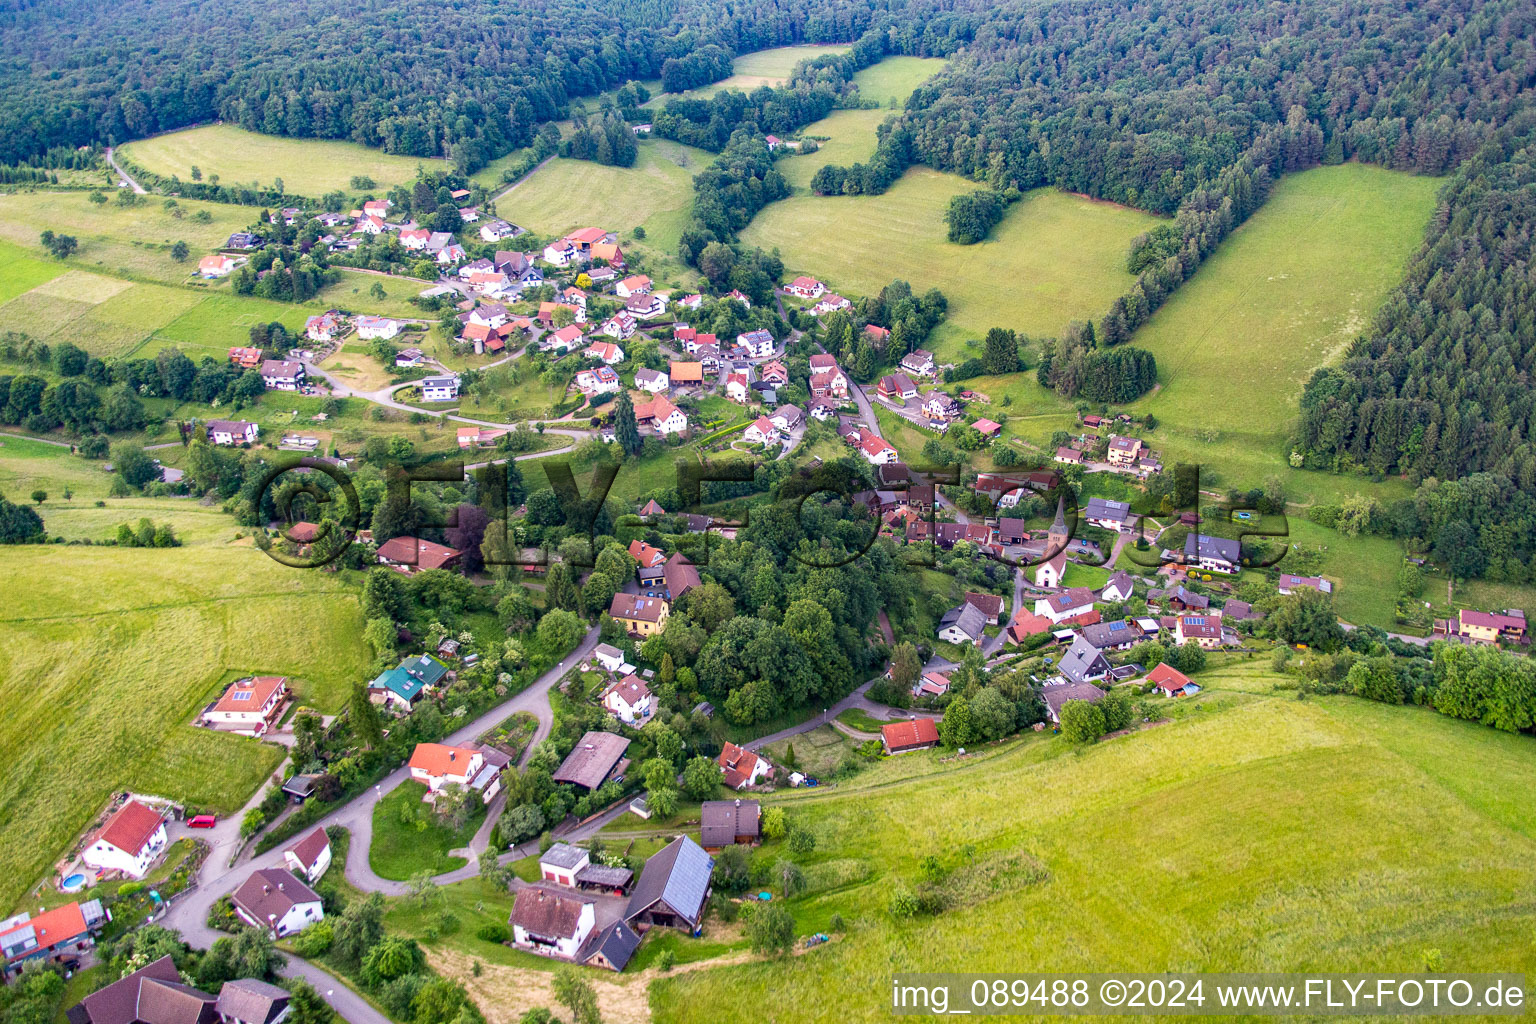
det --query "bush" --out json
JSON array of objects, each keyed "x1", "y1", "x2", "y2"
[
  {"x1": 476, "y1": 923, "x2": 510, "y2": 944},
  {"x1": 292, "y1": 920, "x2": 333, "y2": 957}
]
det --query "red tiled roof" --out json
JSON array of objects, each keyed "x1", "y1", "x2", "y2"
[
  {"x1": 376, "y1": 536, "x2": 461, "y2": 570},
  {"x1": 718, "y1": 741, "x2": 764, "y2": 788},
  {"x1": 409, "y1": 742, "x2": 480, "y2": 778},
  {"x1": 881, "y1": 718, "x2": 939, "y2": 750},
  {"x1": 94, "y1": 800, "x2": 164, "y2": 856},
  {"x1": 210, "y1": 676, "x2": 286, "y2": 715},
  {"x1": 286, "y1": 828, "x2": 330, "y2": 871},
  {"x1": 1147, "y1": 662, "x2": 1192, "y2": 693}
]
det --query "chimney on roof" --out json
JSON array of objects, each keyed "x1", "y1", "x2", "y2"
[
  {"x1": 263, "y1": 884, "x2": 270, "y2": 895},
  {"x1": 735, "y1": 798, "x2": 741, "y2": 807}
]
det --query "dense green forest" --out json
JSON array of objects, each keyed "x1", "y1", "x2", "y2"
[{"x1": 0, "y1": 0, "x2": 944, "y2": 170}]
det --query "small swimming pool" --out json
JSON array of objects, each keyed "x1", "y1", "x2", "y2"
[{"x1": 61, "y1": 873, "x2": 87, "y2": 893}]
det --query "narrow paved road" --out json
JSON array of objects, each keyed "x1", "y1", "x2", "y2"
[{"x1": 104, "y1": 147, "x2": 147, "y2": 194}]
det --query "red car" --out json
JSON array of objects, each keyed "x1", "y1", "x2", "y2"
[{"x1": 188, "y1": 815, "x2": 218, "y2": 829}]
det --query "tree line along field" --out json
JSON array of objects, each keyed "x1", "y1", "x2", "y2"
[
  {"x1": 655, "y1": 44, "x2": 852, "y2": 103},
  {"x1": 117, "y1": 124, "x2": 449, "y2": 199},
  {"x1": 0, "y1": 537, "x2": 371, "y2": 912},
  {"x1": 647, "y1": 682, "x2": 1536, "y2": 1022},
  {"x1": 741, "y1": 170, "x2": 1160, "y2": 356}
]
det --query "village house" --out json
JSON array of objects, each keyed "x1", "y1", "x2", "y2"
[
  {"x1": 877, "y1": 373, "x2": 919, "y2": 402},
  {"x1": 82, "y1": 800, "x2": 167, "y2": 879},
  {"x1": 1036, "y1": 587, "x2": 1098, "y2": 624},
  {"x1": 228, "y1": 346, "x2": 264, "y2": 369},
  {"x1": 600, "y1": 674, "x2": 654, "y2": 724},
  {"x1": 622, "y1": 370, "x2": 666, "y2": 400},
  {"x1": 408, "y1": 742, "x2": 486, "y2": 795},
  {"x1": 216, "y1": 978, "x2": 294, "y2": 1024},
  {"x1": 1100, "y1": 571, "x2": 1137, "y2": 603},
  {"x1": 395, "y1": 347, "x2": 425, "y2": 367},
  {"x1": 590, "y1": 241, "x2": 624, "y2": 267},
  {"x1": 725, "y1": 372, "x2": 750, "y2": 403},
  {"x1": 258, "y1": 359, "x2": 305, "y2": 391},
  {"x1": 760, "y1": 359, "x2": 789, "y2": 386},
  {"x1": 921, "y1": 392, "x2": 960, "y2": 425},
  {"x1": 1277, "y1": 574, "x2": 1333, "y2": 595},
  {"x1": 1107, "y1": 435, "x2": 1143, "y2": 466},
  {"x1": 367, "y1": 653, "x2": 450, "y2": 710},
  {"x1": 623, "y1": 836, "x2": 713, "y2": 934},
  {"x1": 1184, "y1": 533, "x2": 1241, "y2": 574},
  {"x1": 1006, "y1": 608, "x2": 1055, "y2": 644},
  {"x1": 353, "y1": 214, "x2": 385, "y2": 235},
  {"x1": 667, "y1": 361, "x2": 706, "y2": 393},
  {"x1": 231, "y1": 869, "x2": 323, "y2": 937},
  {"x1": 201, "y1": 675, "x2": 288, "y2": 736},
  {"x1": 542, "y1": 239, "x2": 580, "y2": 266},
  {"x1": 881, "y1": 718, "x2": 939, "y2": 755},
  {"x1": 846, "y1": 428, "x2": 897, "y2": 465},
  {"x1": 553, "y1": 732, "x2": 631, "y2": 792},
  {"x1": 913, "y1": 670, "x2": 951, "y2": 698},
  {"x1": 635, "y1": 394, "x2": 689, "y2": 435},
  {"x1": 963, "y1": 591, "x2": 1006, "y2": 624},
  {"x1": 1054, "y1": 447, "x2": 1085, "y2": 465},
  {"x1": 564, "y1": 226, "x2": 611, "y2": 254},
  {"x1": 399, "y1": 227, "x2": 430, "y2": 250},
  {"x1": 354, "y1": 315, "x2": 401, "y2": 340},
  {"x1": 1085, "y1": 497, "x2": 1138, "y2": 534},
  {"x1": 785, "y1": 276, "x2": 825, "y2": 299},
  {"x1": 419, "y1": 374, "x2": 460, "y2": 402},
  {"x1": 1175, "y1": 613, "x2": 1225, "y2": 649},
  {"x1": 575, "y1": 366, "x2": 621, "y2": 396},
  {"x1": 479, "y1": 219, "x2": 519, "y2": 242},
  {"x1": 283, "y1": 828, "x2": 332, "y2": 883},
  {"x1": 609, "y1": 593, "x2": 670, "y2": 635},
  {"x1": 538, "y1": 843, "x2": 592, "y2": 887},
  {"x1": 738, "y1": 329, "x2": 775, "y2": 358},
  {"x1": 1147, "y1": 662, "x2": 1200, "y2": 697},
  {"x1": 206, "y1": 420, "x2": 259, "y2": 446},
  {"x1": 973, "y1": 418, "x2": 1001, "y2": 438},
  {"x1": 1042, "y1": 681, "x2": 1106, "y2": 723},
  {"x1": 304, "y1": 312, "x2": 342, "y2": 342},
  {"x1": 2, "y1": 901, "x2": 106, "y2": 977},
  {"x1": 811, "y1": 293, "x2": 851, "y2": 316},
  {"x1": 901, "y1": 349, "x2": 936, "y2": 377},
  {"x1": 1055, "y1": 636, "x2": 1112, "y2": 685},
  {"x1": 614, "y1": 274, "x2": 652, "y2": 298},
  {"x1": 938, "y1": 602, "x2": 987, "y2": 646},
  {"x1": 1078, "y1": 618, "x2": 1144, "y2": 652},
  {"x1": 625, "y1": 293, "x2": 668, "y2": 320},
  {"x1": 718, "y1": 741, "x2": 772, "y2": 790},
  {"x1": 699, "y1": 799, "x2": 760, "y2": 852},
  {"x1": 744, "y1": 416, "x2": 780, "y2": 446},
  {"x1": 198, "y1": 253, "x2": 237, "y2": 278},
  {"x1": 726, "y1": 288, "x2": 752, "y2": 307},
  {"x1": 600, "y1": 312, "x2": 637, "y2": 340},
  {"x1": 1451, "y1": 608, "x2": 1527, "y2": 644},
  {"x1": 456, "y1": 426, "x2": 508, "y2": 448},
  {"x1": 1154, "y1": 585, "x2": 1209, "y2": 612},
  {"x1": 510, "y1": 886, "x2": 595, "y2": 960},
  {"x1": 376, "y1": 536, "x2": 461, "y2": 573},
  {"x1": 769, "y1": 405, "x2": 802, "y2": 431}
]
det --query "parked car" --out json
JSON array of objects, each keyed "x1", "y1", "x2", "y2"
[{"x1": 188, "y1": 814, "x2": 218, "y2": 828}]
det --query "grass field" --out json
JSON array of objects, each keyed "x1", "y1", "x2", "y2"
[
  {"x1": 648, "y1": 683, "x2": 1536, "y2": 1022},
  {"x1": 0, "y1": 240, "x2": 65, "y2": 302},
  {"x1": 1125, "y1": 164, "x2": 1439, "y2": 488},
  {"x1": 850, "y1": 56, "x2": 948, "y2": 108},
  {"x1": 119, "y1": 125, "x2": 447, "y2": 198},
  {"x1": 659, "y1": 45, "x2": 852, "y2": 101},
  {"x1": 742, "y1": 172, "x2": 1160, "y2": 356},
  {"x1": 369, "y1": 780, "x2": 482, "y2": 880},
  {"x1": 0, "y1": 434, "x2": 117, "y2": 501},
  {"x1": 778, "y1": 109, "x2": 889, "y2": 191},
  {"x1": 0, "y1": 537, "x2": 371, "y2": 912},
  {"x1": 0, "y1": 191, "x2": 253, "y2": 284},
  {"x1": 498, "y1": 138, "x2": 714, "y2": 260}
]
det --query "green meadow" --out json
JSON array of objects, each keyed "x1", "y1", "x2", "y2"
[
  {"x1": 118, "y1": 124, "x2": 447, "y2": 198},
  {"x1": 657, "y1": 45, "x2": 852, "y2": 102},
  {"x1": 498, "y1": 138, "x2": 714, "y2": 258},
  {"x1": 648, "y1": 683, "x2": 1536, "y2": 1022},
  {"x1": 1125, "y1": 164, "x2": 1440, "y2": 487},
  {"x1": 0, "y1": 534, "x2": 370, "y2": 912},
  {"x1": 0, "y1": 190, "x2": 254, "y2": 285},
  {"x1": 743, "y1": 171, "x2": 1160, "y2": 356}
]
